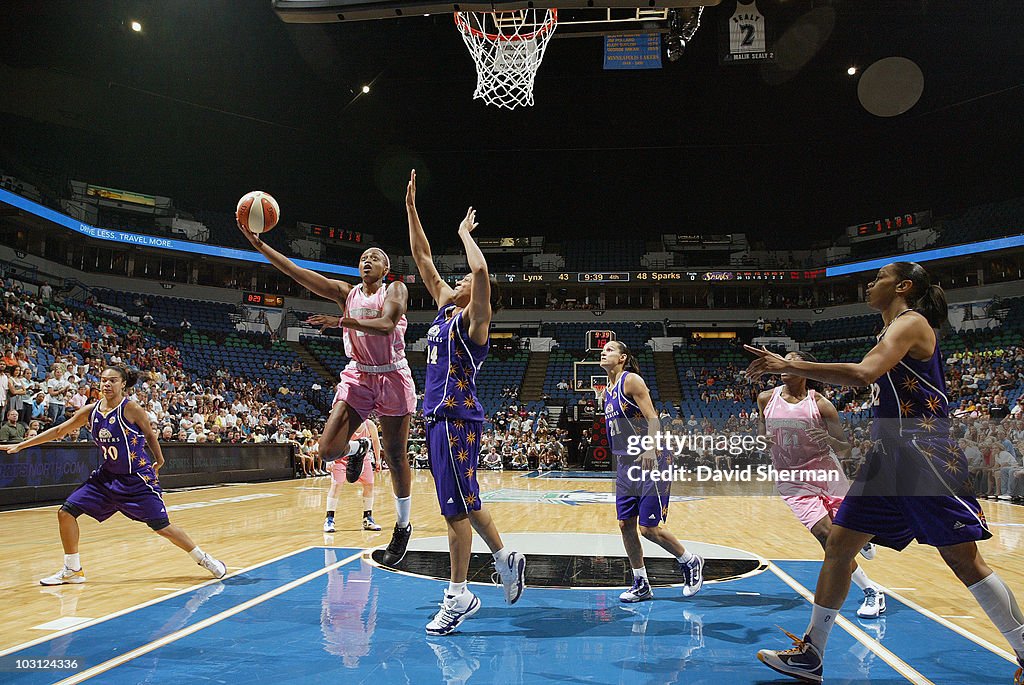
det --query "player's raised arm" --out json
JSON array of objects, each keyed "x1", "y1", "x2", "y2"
[
  {"x1": 406, "y1": 170, "x2": 455, "y2": 307},
  {"x1": 340, "y1": 280, "x2": 409, "y2": 336},
  {"x1": 237, "y1": 221, "x2": 352, "y2": 305},
  {"x1": 458, "y1": 207, "x2": 492, "y2": 346},
  {"x1": 2, "y1": 404, "x2": 93, "y2": 454}
]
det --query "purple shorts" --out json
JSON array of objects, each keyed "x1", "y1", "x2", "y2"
[
  {"x1": 426, "y1": 418, "x2": 482, "y2": 517},
  {"x1": 615, "y1": 454, "x2": 671, "y2": 525},
  {"x1": 834, "y1": 438, "x2": 992, "y2": 550},
  {"x1": 66, "y1": 467, "x2": 169, "y2": 528}
]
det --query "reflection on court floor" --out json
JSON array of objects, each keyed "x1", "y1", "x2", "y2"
[{"x1": 1, "y1": 545, "x2": 1015, "y2": 684}]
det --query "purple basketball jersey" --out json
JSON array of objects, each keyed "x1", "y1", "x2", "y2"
[
  {"x1": 89, "y1": 398, "x2": 153, "y2": 474},
  {"x1": 869, "y1": 310, "x2": 949, "y2": 440},
  {"x1": 423, "y1": 304, "x2": 488, "y2": 421},
  {"x1": 603, "y1": 371, "x2": 646, "y2": 456}
]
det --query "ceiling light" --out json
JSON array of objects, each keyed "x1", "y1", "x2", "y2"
[{"x1": 130, "y1": 20, "x2": 142, "y2": 32}]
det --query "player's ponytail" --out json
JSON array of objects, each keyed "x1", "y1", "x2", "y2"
[
  {"x1": 614, "y1": 341, "x2": 642, "y2": 376},
  {"x1": 489, "y1": 274, "x2": 504, "y2": 312},
  {"x1": 104, "y1": 365, "x2": 139, "y2": 389},
  {"x1": 891, "y1": 261, "x2": 948, "y2": 328}
]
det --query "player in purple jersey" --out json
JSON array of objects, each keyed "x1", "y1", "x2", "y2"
[
  {"x1": 599, "y1": 340, "x2": 703, "y2": 602},
  {"x1": 407, "y1": 170, "x2": 525, "y2": 636},
  {"x1": 2, "y1": 366, "x2": 226, "y2": 585},
  {"x1": 747, "y1": 262, "x2": 1024, "y2": 684}
]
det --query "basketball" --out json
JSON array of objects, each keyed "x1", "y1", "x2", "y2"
[{"x1": 236, "y1": 191, "x2": 280, "y2": 234}]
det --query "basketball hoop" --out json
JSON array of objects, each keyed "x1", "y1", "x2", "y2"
[{"x1": 454, "y1": 9, "x2": 558, "y2": 109}]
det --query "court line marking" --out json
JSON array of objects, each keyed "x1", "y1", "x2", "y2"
[
  {"x1": 767, "y1": 562, "x2": 933, "y2": 685},
  {"x1": 51, "y1": 549, "x2": 364, "y2": 685},
  {"x1": 883, "y1": 587, "x2": 1017, "y2": 664},
  {"x1": 0, "y1": 544, "x2": 323, "y2": 657}
]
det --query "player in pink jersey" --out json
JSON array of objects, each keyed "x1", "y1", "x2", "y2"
[
  {"x1": 238, "y1": 223, "x2": 416, "y2": 566},
  {"x1": 324, "y1": 419, "x2": 383, "y2": 533},
  {"x1": 757, "y1": 350, "x2": 884, "y2": 620}
]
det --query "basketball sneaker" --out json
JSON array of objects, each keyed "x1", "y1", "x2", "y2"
[
  {"x1": 757, "y1": 629, "x2": 824, "y2": 683},
  {"x1": 39, "y1": 566, "x2": 86, "y2": 586},
  {"x1": 620, "y1": 576, "x2": 654, "y2": 603},
  {"x1": 679, "y1": 554, "x2": 705, "y2": 597},
  {"x1": 859, "y1": 543, "x2": 876, "y2": 560},
  {"x1": 381, "y1": 522, "x2": 413, "y2": 566},
  {"x1": 199, "y1": 553, "x2": 227, "y2": 579},
  {"x1": 323, "y1": 516, "x2": 336, "y2": 533},
  {"x1": 345, "y1": 438, "x2": 372, "y2": 483},
  {"x1": 425, "y1": 591, "x2": 481, "y2": 636},
  {"x1": 857, "y1": 587, "x2": 886, "y2": 619},
  {"x1": 491, "y1": 551, "x2": 526, "y2": 605},
  {"x1": 362, "y1": 515, "x2": 382, "y2": 531}
]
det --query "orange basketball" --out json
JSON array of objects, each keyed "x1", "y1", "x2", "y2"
[{"x1": 236, "y1": 191, "x2": 280, "y2": 234}]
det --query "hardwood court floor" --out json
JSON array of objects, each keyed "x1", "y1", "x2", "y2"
[{"x1": 1, "y1": 468, "x2": 1022, "y2": 656}]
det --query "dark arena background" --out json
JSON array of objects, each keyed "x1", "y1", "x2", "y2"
[{"x1": 1, "y1": 1, "x2": 1023, "y2": 683}]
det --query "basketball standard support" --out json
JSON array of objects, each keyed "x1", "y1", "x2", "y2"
[{"x1": 273, "y1": 0, "x2": 719, "y2": 23}]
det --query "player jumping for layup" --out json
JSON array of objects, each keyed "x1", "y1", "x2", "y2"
[
  {"x1": 238, "y1": 222, "x2": 415, "y2": 566},
  {"x1": 407, "y1": 170, "x2": 526, "y2": 636}
]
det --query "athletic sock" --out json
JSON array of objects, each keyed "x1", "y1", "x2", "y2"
[
  {"x1": 188, "y1": 546, "x2": 206, "y2": 563},
  {"x1": 968, "y1": 572, "x2": 1024, "y2": 659},
  {"x1": 326, "y1": 495, "x2": 338, "y2": 514},
  {"x1": 850, "y1": 567, "x2": 873, "y2": 592},
  {"x1": 447, "y1": 581, "x2": 468, "y2": 598},
  {"x1": 64, "y1": 553, "x2": 81, "y2": 571},
  {"x1": 633, "y1": 567, "x2": 648, "y2": 581},
  {"x1": 805, "y1": 603, "x2": 838, "y2": 652},
  {"x1": 677, "y1": 550, "x2": 695, "y2": 564},
  {"x1": 395, "y1": 495, "x2": 411, "y2": 528},
  {"x1": 363, "y1": 495, "x2": 374, "y2": 512}
]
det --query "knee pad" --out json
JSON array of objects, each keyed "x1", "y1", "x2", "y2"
[
  {"x1": 60, "y1": 502, "x2": 83, "y2": 518},
  {"x1": 146, "y1": 518, "x2": 171, "y2": 531}
]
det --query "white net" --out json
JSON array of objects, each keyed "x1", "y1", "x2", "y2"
[{"x1": 454, "y1": 9, "x2": 557, "y2": 109}]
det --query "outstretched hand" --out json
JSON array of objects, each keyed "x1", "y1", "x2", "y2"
[
  {"x1": 3, "y1": 443, "x2": 23, "y2": 455},
  {"x1": 458, "y1": 207, "x2": 478, "y2": 235},
  {"x1": 405, "y1": 169, "x2": 417, "y2": 209},
  {"x1": 743, "y1": 344, "x2": 789, "y2": 381},
  {"x1": 305, "y1": 314, "x2": 341, "y2": 329},
  {"x1": 237, "y1": 220, "x2": 263, "y2": 249}
]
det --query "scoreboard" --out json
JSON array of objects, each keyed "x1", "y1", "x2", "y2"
[{"x1": 427, "y1": 269, "x2": 826, "y2": 285}]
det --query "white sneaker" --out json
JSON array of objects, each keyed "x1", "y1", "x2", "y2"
[
  {"x1": 619, "y1": 576, "x2": 654, "y2": 603},
  {"x1": 492, "y1": 551, "x2": 527, "y2": 605},
  {"x1": 39, "y1": 566, "x2": 86, "y2": 586},
  {"x1": 323, "y1": 516, "x2": 335, "y2": 533},
  {"x1": 859, "y1": 543, "x2": 876, "y2": 560},
  {"x1": 199, "y1": 553, "x2": 227, "y2": 579},
  {"x1": 426, "y1": 591, "x2": 481, "y2": 636},
  {"x1": 857, "y1": 587, "x2": 886, "y2": 619}
]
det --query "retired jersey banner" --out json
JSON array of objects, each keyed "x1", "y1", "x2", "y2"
[
  {"x1": 604, "y1": 34, "x2": 662, "y2": 70},
  {"x1": 719, "y1": 0, "x2": 775, "y2": 64}
]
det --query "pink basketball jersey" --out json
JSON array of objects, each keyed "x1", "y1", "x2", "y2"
[
  {"x1": 342, "y1": 283, "x2": 408, "y2": 367},
  {"x1": 763, "y1": 386, "x2": 833, "y2": 471}
]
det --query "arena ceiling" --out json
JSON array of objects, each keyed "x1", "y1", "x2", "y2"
[{"x1": 1, "y1": 0, "x2": 1022, "y2": 251}]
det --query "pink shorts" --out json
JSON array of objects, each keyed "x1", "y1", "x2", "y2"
[
  {"x1": 332, "y1": 364, "x2": 416, "y2": 419},
  {"x1": 781, "y1": 492, "x2": 844, "y2": 530},
  {"x1": 330, "y1": 453, "x2": 374, "y2": 485}
]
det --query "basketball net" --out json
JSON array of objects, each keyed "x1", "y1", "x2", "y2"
[
  {"x1": 454, "y1": 9, "x2": 557, "y2": 109},
  {"x1": 592, "y1": 383, "x2": 607, "y2": 410}
]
